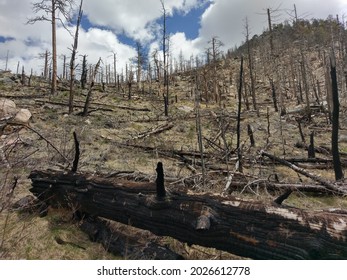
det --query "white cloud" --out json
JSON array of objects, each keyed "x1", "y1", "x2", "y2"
[
  {"x1": 0, "y1": 0, "x2": 33, "y2": 39},
  {"x1": 83, "y1": 0, "x2": 201, "y2": 42},
  {"x1": 170, "y1": 32, "x2": 200, "y2": 60},
  {"x1": 76, "y1": 28, "x2": 136, "y2": 71}
]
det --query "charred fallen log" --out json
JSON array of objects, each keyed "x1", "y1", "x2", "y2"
[
  {"x1": 29, "y1": 169, "x2": 347, "y2": 260},
  {"x1": 79, "y1": 216, "x2": 183, "y2": 260}
]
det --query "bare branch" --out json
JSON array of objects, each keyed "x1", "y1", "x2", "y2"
[{"x1": 27, "y1": 15, "x2": 52, "y2": 24}]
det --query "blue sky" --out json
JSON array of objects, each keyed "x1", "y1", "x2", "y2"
[
  {"x1": 0, "y1": 0, "x2": 346, "y2": 74},
  {"x1": 0, "y1": 36, "x2": 15, "y2": 43},
  {"x1": 166, "y1": 2, "x2": 210, "y2": 40}
]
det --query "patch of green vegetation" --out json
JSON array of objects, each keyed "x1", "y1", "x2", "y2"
[
  {"x1": 94, "y1": 114, "x2": 103, "y2": 123},
  {"x1": 187, "y1": 124, "x2": 196, "y2": 140},
  {"x1": 131, "y1": 122, "x2": 144, "y2": 131},
  {"x1": 25, "y1": 244, "x2": 33, "y2": 259},
  {"x1": 136, "y1": 155, "x2": 149, "y2": 166},
  {"x1": 285, "y1": 192, "x2": 347, "y2": 210},
  {"x1": 339, "y1": 146, "x2": 347, "y2": 153}
]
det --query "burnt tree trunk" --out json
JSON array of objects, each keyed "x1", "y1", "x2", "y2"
[
  {"x1": 331, "y1": 55, "x2": 344, "y2": 181},
  {"x1": 83, "y1": 58, "x2": 101, "y2": 117},
  {"x1": 29, "y1": 169, "x2": 347, "y2": 260},
  {"x1": 69, "y1": 0, "x2": 83, "y2": 115},
  {"x1": 80, "y1": 55, "x2": 87, "y2": 90},
  {"x1": 308, "y1": 131, "x2": 315, "y2": 159},
  {"x1": 236, "y1": 56, "x2": 244, "y2": 172},
  {"x1": 247, "y1": 124, "x2": 255, "y2": 147},
  {"x1": 270, "y1": 79, "x2": 278, "y2": 112}
]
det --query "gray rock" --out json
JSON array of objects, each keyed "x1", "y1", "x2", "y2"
[
  {"x1": 0, "y1": 98, "x2": 32, "y2": 124},
  {"x1": 13, "y1": 108, "x2": 32, "y2": 123},
  {"x1": 0, "y1": 77, "x2": 14, "y2": 84},
  {"x1": 0, "y1": 98, "x2": 17, "y2": 116}
]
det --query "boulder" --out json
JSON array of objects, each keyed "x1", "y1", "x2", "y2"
[
  {"x1": 0, "y1": 98, "x2": 17, "y2": 116},
  {"x1": 0, "y1": 77, "x2": 15, "y2": 84},
  {"x1": 0, "y1": 98, "x2": 32, "y2": 124},
  {"x1": 14, "y1": 109, "x2": 32, "y2": 123}
]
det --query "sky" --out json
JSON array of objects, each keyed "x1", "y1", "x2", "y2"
[{"x1": 0, "y1": 0, "x2": 346, "y2": 76}]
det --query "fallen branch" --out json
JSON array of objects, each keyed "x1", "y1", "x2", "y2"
[
  {"x1": 0, "y1": 94, "x2": 46, "y2": 99},
  {"x1": 295, "y1": 142, "x2": 331, "y2": 156},
  {"x1": 35, "y1": 99, "x2": 150, "y2": 113},
  {"x1": 118, "y1": 142, "x2": 211, "y2": 159},
  {"x1": 260, "y1": 150, "x2": 347, "y2": 195},
  {"x1": 225, "y1": 180, "x2": 342, "y2": 195},
  {"x1": 9, "y1": 123, "x2": 70, "y2": 164},
  {"x1": 130, "y1": 122, "x2": 174, "y2": 141}
]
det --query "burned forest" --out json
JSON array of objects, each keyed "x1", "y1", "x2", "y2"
[{"x1": 1, "y1": 11, "x2": 347, "y2": 260}]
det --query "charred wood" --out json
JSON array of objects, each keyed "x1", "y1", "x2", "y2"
[
  {"x1": 29, "y1": 169, "x2": 347, "y2": 259},
  {"x1": 79, "y1": 216, "x2": 183, "y2": 259}
]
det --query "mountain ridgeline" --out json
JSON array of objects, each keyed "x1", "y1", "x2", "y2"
[{"x1": 182, "y1": 16, "x2": 347, "y2": 116}]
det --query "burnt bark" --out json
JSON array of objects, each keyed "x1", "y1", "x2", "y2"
[
  {"x1": 247, "y1": 124, "x2": 255, "y2": 147},
  {"x1": 79, "y1": 216, "x2": 182, "y2": 259},
  {"x1": 270, "y1": 79, "x2": 278, "y2": 112},
  {"x1": 236, "y1": 57, "x2": 244, "y2": 172},
  {"x1": 71, "y1": 131, "x2": 80, "y2": 173},
  {"x1": 308, "y1": 131, "x2": 315, "y2": 159},
  {"x1": 83, "y1": 58, "x2": 101, "y2": 116},
  {"x1": 80, "y1": 55, "x2": 87, "y2": 89},
  {"x1": 155, "y1": 162, "x2": 166, "y2": 198},
  {"x1": 331, "y1": 55, "x2": 344, "y2": 181},
  {"x1": 29, "y1": 169, "x2": 347, "y2": 260}
]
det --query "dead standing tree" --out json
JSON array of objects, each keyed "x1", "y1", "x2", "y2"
[
  {"x1": 330, "y1": 52, "x2": 344, "y2": 180},
  {"x1": 69, "y1": 0, "x2": 83, "y2": 114},
  {"x1": 207, "y1": 37, "x2": 224, "y2": 105},
  {"x1": 80, "y1": 54, "x2": 88, "y2": 89},
  {"x1": 27, "y1": 0, "x2": 75, "y2": 95},
  {"x1": 135, "y1": 42, "x2": 145, "y2": 90},
  {"x1": 236, "y1": 56, "x2": 244, "y2": 172},
  {"x1": 127, "y1": 65, "x2": 134, "y2": 100},
  {"x1": 194, "y1": 72, "x2": 206, "y2": 187},
  {"x1": 38, "y1": 50, "x2": 51, "y2": 80},
  {"x1": 82, "y1": 58, "x2": 102, "y2": 116},
  {"x1": 112, "y1": 52, "x2": 117, "y2": 90},
  {"x1": 244, "y1": 17, "x2": 258, "y2": 115},
  {"x1": 160, "y1": 0, "x2": 170, "y2": 116},
  {"x1": 260, "y1": 6, "x2": 282, "y2": 112}
]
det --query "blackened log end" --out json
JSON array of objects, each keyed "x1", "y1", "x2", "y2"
[{"x1": 156, "y1": 162, "x2": 166, "y2": 199}]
